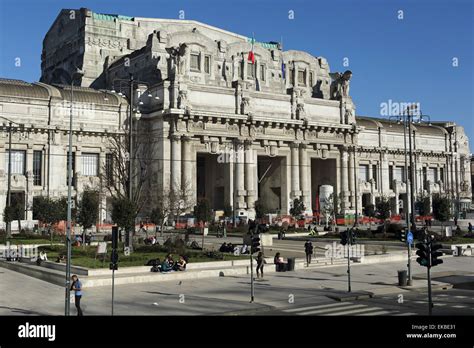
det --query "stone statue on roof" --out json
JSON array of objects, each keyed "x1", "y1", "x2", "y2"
[{"x1": 330, "y1": 70, "x2": 352, "y2": 100}]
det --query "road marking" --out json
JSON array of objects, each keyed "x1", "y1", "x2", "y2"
[
  {"x1": 393, "y1": 312, "x2": 417, "y2": 316},
  {"x1": 326, "y1": 306, "x2": 384, "y2": 316},
  {"x1": 454, "y1": 296, "x2": 468, "y2": 299},
  {"x1": 451, "y1": 305, "x2": 467, "y2": 308},
  {"x1": 434, "y1": 303, "x2": 447, "y2": 306},
  {"x1": 301, "y1": 304, "x2": 367, "y2": 315},
  {"x1": 436, "y1": 294, "x2": 449, "y2": 297},
  {"x1": 414, "y1": 301, "x2": 428, "y2": 304},
  {"x1": 357, "y1": 310, "x2": 393, "y2": 316},
  {"x1": 283, "y1": 302, "x2": 352, "y2": 313}
]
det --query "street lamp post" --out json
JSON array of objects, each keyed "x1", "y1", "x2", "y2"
[{"x1": 65, "y1": 69, "x2": 84, "y2": 316}]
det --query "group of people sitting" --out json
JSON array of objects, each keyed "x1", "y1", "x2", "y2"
[
  {"x1": 149, "y1": 253, "x2": 188, "y2": 273},
  {"x1": 144, "y1": 236, "x2": 159, "y2": 245},
  {"x1": 219, "y1": 243, "x2": 250, "y2": 255}
]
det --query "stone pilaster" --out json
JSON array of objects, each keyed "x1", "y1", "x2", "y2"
[
  {"x1": 170, "y1": 134, "x2": 181, "y2": 191},
  {"x1": 181, "y1": 135, "x2": 195, "y2": 207}
]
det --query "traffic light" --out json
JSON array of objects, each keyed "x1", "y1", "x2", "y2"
[
  {"x1": 400, "y1": 230, "x2": 406, "y2": 243},
  {"x1": 350, "y1": 230, "x2": 357, "y2": 245},
  {"x1": 415, "y1": 242, "x2": 430, "y2": 267},
  {"x1": 430, "y1": 243, "x2": 444, "y2": 267},
  {"x1": 340, "y1": 231, "x2": 348, "y2": 246},
  {"x1": 251, "y1": 236, "x2": 261, "y2": 254},
  {"x1": 111, "y1": 226, "x2": 119, "y2": 250},
  {"x1": 110, "y1": 248, "x2": 119, "y2": 270}
]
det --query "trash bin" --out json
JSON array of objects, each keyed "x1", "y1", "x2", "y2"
[
  {"x1": 287, "y1": 257, "x2": 296, "y2": 271},
  {"x1": 398, "y1": 270, "x2": 408, "y2": 286}
]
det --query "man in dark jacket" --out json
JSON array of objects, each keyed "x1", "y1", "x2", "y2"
[{"x1": 304, "y1": 241, "x2": 314, "y2": 266}]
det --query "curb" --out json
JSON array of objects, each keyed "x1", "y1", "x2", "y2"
[{"x1": 326, "y1": 291, "x2": 374, "y2": 302}]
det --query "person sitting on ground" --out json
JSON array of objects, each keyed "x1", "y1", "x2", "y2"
[
  {"x1": 241, "y1": 244, "x2": 249, "y2": 254},
  {"x1": 56, "y1": 254, "x2": 66, "y2": 263},
  {"x1": 227, "y1": 243, "x2": 234, "y2": 253},
  {"x1": 274, "y1": 252, "x2": 287, "y2": 272},
  {"x1": 36, "y1": 250, "x2": 48, "y2": 265},
  {"x1": 161, "y1": 256, "x2": 173, "y2": 273},
  {"x1": 219, "y1": 242, "x2": 228, "y2": 252},
  {"x1": 174, "y1": 255, "x2": 187, "y2": 271},
  {"x1": 274, "y1": 252, "x2": 285, "y2": 265}
]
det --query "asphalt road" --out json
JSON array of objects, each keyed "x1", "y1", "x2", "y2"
[{"x1": 0, "y1": 256, "x2": 472, "y2": 316}]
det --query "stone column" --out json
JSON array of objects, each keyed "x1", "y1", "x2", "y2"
[
  {"x1": 380, "y1": 151, "x2": 389, "y2": 193},
  {"x1": 290, "y1": 143, "x2": 300, "y2": 198},
  {"x1": 244, "y1": 140, "x2": 256, "y2": 218},
  {"x1": 234, "y1": 139, "x2": 246, "y2": 212},
  {"x1": 25, "y1": 147, "x2": 34, "y2": 220},
  {"x1": 299, "y1": 143, "x2": 311, "y2": 212},
  {"x1": 394, "y1": 183, "x2": 400, "y2": 215},
  {"x1": 340, "y1": 147, "x2": 350, "y2": 209},
  {"x1": 348, "y1": 148, "x2": 355, "y2": 208},
  {"x1": 170, "y1": 134, "x2": 181, "y2": 191}
]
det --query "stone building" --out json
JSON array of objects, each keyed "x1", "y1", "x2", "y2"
[{"x1": 0, "y1": 8, "x2": 471, "y2": 225}]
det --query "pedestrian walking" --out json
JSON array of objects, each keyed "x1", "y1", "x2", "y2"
[
  {"x1": 71, "y1": 275, "x2": 83, "y2": 316},
  {"x1": 468, "y1": 222, "x2": 473, "y2": 235},
  {"x1": 256, "y1": 252, "x2": 266, "y2": 279},
  {"x1": 304, "y1": 240, "x2": 313, "y2": 266}
]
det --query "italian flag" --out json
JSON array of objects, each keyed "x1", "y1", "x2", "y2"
[{"x1": 248, "y1": 36, "x2": 255, "y2": 64}]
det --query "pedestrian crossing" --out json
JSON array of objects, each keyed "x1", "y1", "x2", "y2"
[{"x1": 282, "y1": 301, "x2": 417, "y2": 316}]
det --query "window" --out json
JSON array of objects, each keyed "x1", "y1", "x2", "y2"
[
  {"x1": 259, "y1": 64, "x2": 265, "y2": 81},
  {"x1": 427, "y1": 168, "x2": 436, "y2": 182},
  {"x1": 389, "y1": 165, "x2": 394, "y2": 189},
  {"x1": 298, "y1": 69, "x2": 306, "y2": 86},
  {"x1": 66, "y1": 152, "x2": 76, "y2": 187},
  {"x1": 190, "y1": 53, "x2": 200, "y2": 71},
  {"x1": 82, "y1": 153, "x2": 99, "y2": 176},
  {"x1": 290, "y1": 68, "x2": 295, "y2": 85},
  {"x1": 372, "y1": 164, "x2": 377, "y2": 188},
  {"x1": 394, "y1": 166, "x2": 405, "y2": 182},
  {"x1": 359, "y1": 164, "x2": 369, "y2": 182},
  {"x1": 204, "y1": 55, "x2": 211, "y2": 74},
  {"x1": 5, "y1": 150, "x2": 25, "y2": 175},
  {"x1": 309, "y1": 71, "x2": 314, "y2": 87},
  {"x1": 33, "y1": 150, "x2": 42, "y2": 186},
  {"x1": 106, "y1": 153, "x2": 114, "y2": 186},
  {"x1": 247, "y1": 62, "x2": 255, "y2": 78}
]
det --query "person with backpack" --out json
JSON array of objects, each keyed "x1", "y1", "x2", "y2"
[{"x1": 304, "y1": 240, "x2": 314, "y2": 266}]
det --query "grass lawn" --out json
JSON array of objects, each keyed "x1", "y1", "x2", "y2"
[
  {"x1": 5, "y1": 237, "x2": 64, "y2": 245},
  {"x1": 439, "y1": 237, "x2": 474, "y2": 245},
  {"x1": 38, "y1": 244, "x2": 247, "y2": 269}
]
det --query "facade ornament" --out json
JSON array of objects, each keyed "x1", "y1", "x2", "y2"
[{"x1": 241, "y1": 96, "x2": 251, "y2": 115}]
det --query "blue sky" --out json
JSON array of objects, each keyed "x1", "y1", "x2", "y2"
[{"x1": 0, "y1": 0, "x2": 472, "y2": 143}]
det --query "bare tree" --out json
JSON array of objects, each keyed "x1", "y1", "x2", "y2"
[
  {"x1": 150, "y1": 181, "x2": 194, "y2": 237},
  {"x1": 99, "y1": 124, "x2": 155, "y2": 246}
]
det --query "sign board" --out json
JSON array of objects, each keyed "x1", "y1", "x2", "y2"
[
  {"x1": 407, "y1": 231, "x2": 414, "y2": 244},
  {"x1": 97, "y1": 242, "x2": 107, "y2": 255}
]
